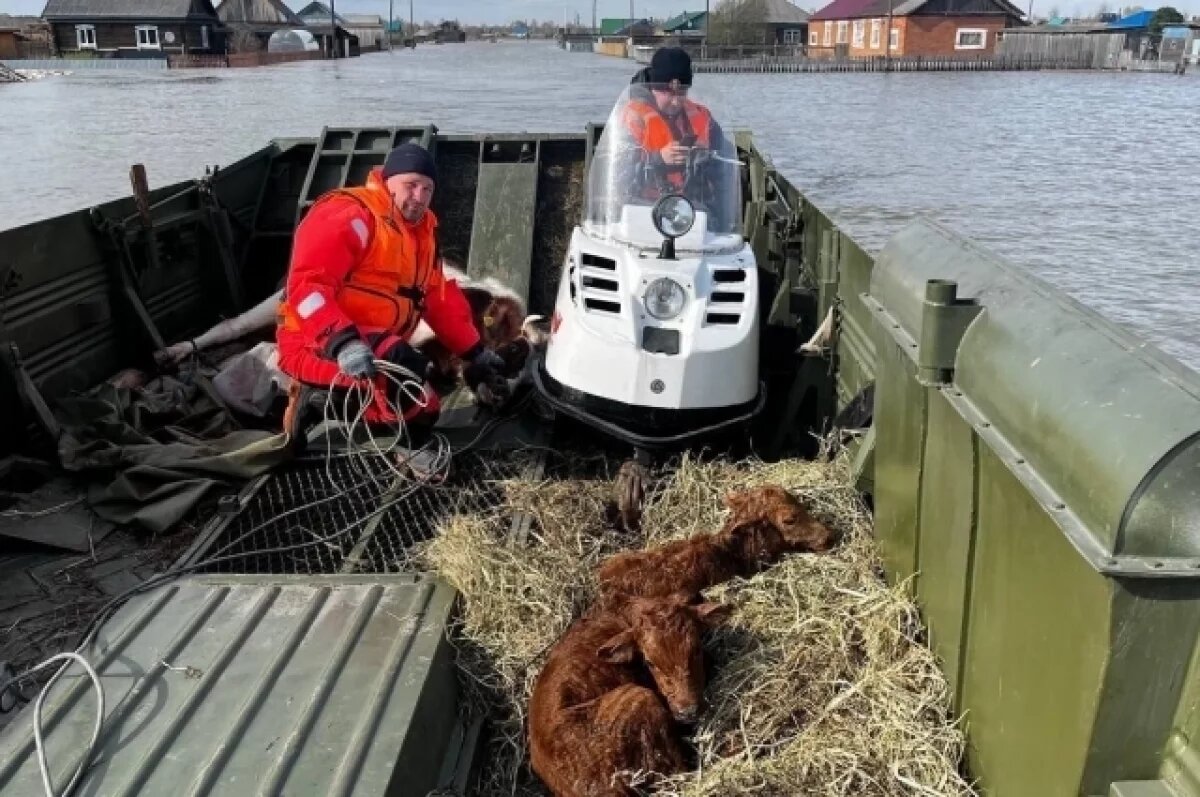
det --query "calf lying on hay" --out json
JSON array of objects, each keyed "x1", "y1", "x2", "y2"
[{"x1": 419, "y1": 451, "x2": 977, "y2": 797}]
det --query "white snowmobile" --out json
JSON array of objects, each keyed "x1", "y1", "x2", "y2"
[{"x1": 533, "y1": 84, "x2": 765, "y2": 526}]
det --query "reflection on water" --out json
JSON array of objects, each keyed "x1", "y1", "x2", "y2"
[{"x1": 1, "y1": 43, "x2": 1197, "y2": 367}]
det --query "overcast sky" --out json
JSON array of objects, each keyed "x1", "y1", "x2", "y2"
[{"x1": 1, "y1": 0, "x2": 1197, "y2": 24}]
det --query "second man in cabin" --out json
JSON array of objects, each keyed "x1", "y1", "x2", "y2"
[{"x1": 276, "y1": 142, "x2": 507, "y2": 446}]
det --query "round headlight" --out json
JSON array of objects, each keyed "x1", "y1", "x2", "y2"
[
  {"x1": 643, "y1": 278, "x2": 687, "y2": 320},
  {"x1": 652, "y1": 195, "x2": 695, "y2": 239}
]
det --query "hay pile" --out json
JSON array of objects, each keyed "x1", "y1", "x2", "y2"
[{"x1": 418, "y1": 451, "x2": 977, "y2": 797}]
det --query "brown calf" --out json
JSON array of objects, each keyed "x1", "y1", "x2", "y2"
[
  {"x1": 596, "y1": 486, "x2": 836, "y2": 601},
  {"x1": 720, "y1": 484, "x2": 837, "y2": 553},
  {"x1": 529, "y1": 593, "x2": 731, "y2": 797}
]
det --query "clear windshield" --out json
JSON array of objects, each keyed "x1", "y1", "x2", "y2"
[{"x1": 584, "y1": 83, "x2": 744, "y2": 252}]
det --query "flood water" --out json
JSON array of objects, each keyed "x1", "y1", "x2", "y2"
[{"x1": 1, "y1": 42, "x2": 1198, "y2": 368}]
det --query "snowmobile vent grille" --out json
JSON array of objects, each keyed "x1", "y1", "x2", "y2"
[
  {"x1": 580, "y1": 253, "x2": 621, "y2": 316},
  {"x1": 192, "y1": 451, "x2": 532, "y2": 575}
]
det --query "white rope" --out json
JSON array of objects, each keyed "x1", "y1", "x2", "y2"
[
  {"x1": 0, "y1": 652, "x2": 106, "y2": 797},
  {"x1": 317, "y1": 359, "x2": 454, "y2": 492}
]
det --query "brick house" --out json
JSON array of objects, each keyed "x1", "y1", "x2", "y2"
[
  {"x1": 807, "y1": 0, "x2": 1025, "y2": 57},
  {"x1": 42, "y1": 0, "x2": 225, "y2": 56}
]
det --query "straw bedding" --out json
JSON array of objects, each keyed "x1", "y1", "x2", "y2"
[{"x1": 418, "y1": 449, "x2": 977, "y2": 797}]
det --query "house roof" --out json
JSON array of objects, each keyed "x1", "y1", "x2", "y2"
[
  {"x1": 215, "y1": 0, "x2": 304, "y2": 25},
  {"x1": 294, "y1": 1, "x2": 345, "y2": 24},
  {"x1": 810, "y1": 0, "x2": 1020, "y2": 21},
  {"x1": 663, "y1": 10, "x2": 707, "y2": 30},
  {"x1": 600, "y1": 16, "x2": 635, "y2": 34},
  {"x1": 1107, "y1": 9, "x2": 1154, "y2": 29},
  {"x1": 760, "y1": 0, "x2": 810, "y2": 23},
  {"x1": 340, "y1": 13, "x2": 383, "y2": 26},
  {"x1": 42, "y1": 0, "x2": 217, "y2": 20}
]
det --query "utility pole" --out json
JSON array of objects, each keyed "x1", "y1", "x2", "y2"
[
  {"x1": 884, "y1": 0, "x2": 893, "y2": 70},
  {"x1": 629, "y1": 0, "x2": 634, "y2": 21},
  {"x1": 705, "y1": 0, "x2": 710, "y2": 57},
  {"x1": 592, "y1": 0, "x2": 597, "y2": 33},
  {"x1": 330, "y1": 0, "x2": 338, "y2": 58},
  {"x1": 409, "y1": 0, "x2": 414, "y2": 46},
  {"x1": 388, "y1": 0, "x2": 394, "y2": 49}
]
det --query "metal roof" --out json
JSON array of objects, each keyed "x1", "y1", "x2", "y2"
[
  {"x1": 760, "y1": 0, "x2": 810, "y2": 24},
  {"x1": 215, "y1": 0, "x2": 304, "y2": 26},
  {"x1": 663, "y1": 10, "x2": 708, "y2": 30},
  {"x1": 42, "y1": 0, "x2": 217, "y2": 20},
  {"x1": 1107, "y1": 8, "x2": 1154, "y2": 29},
  {"x1": 341, "y1": 13, "x2": 384, "y2": 25},
  {"x1": 0, "y1": 574, "x2": 466, "y2": 797},
  {"x1": 809, "y1": 0, "x2": 1021, "y2": 21},
  {"x1": 294, "y1": 0, "x2": 346, "y2": 24}
]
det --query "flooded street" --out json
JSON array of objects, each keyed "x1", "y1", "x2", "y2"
[{"x1": 1, "y1": 42, "x2": 1198, "y2": 367}]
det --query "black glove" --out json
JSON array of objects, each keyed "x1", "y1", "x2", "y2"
[{"x1": 463, "y1": 347, "x2": 509, "y2": 406}]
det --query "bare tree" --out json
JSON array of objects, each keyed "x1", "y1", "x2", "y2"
[{"x1": 707, "y1": 0, "x2": 768, "y2": 45}]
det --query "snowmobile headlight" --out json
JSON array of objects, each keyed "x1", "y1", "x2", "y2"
[
  {"x1": 643, "y1": 278, "x2": 687, "y2": 320},
  {"x1": 652, "y1": 195, "x2": 695, "y2": 239}
]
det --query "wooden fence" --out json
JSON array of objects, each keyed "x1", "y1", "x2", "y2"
[
  {"x1": 167, "y1": 51, "x2": 322, "y2": 69},
  {"x1": 693, "y1": 53, "x2": 1094, "y2": 73},
  {"x1": 995, "y1": 31, "x2": 1127, "y2": 69}
]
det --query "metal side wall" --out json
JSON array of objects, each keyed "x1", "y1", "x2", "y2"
[{"x1": 797, "y1": 206, "x2": 1200, "y2": 796}]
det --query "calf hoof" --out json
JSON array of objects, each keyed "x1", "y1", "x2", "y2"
[{"x1": 614, "y1": 458, "x2": 648, "y2": 534}]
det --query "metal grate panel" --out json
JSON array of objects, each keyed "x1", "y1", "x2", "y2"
[
  {"x1": 361, "y1": 454, "x2": 526, "y2": 573},
  {"x1": 193, "y1": 450, "x2": 534, "y2": 576}
]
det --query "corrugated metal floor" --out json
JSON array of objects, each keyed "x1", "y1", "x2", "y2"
[{"x1": 0, "y1": 575, "x2": 464, "y2": 797}]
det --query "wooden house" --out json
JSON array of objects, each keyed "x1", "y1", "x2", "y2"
[{"x1": 42, "y1": 0, "x2": 225, "y2": 57}]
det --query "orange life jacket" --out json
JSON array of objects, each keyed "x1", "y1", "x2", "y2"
[
  {"x1": 623, "y1": 97, "x2": 714, "y2": 190},
  {"x1": 279, "y1": 170, "x2": 438, "y2": 341}
]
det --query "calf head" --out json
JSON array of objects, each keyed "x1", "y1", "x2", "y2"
[
  {"x1": 722, "y1": 519, "x2": 788, "y2": 573},
  {"x1": 723, "y1": 485, "x2": 836, "y2": 552},
  {"x1": 440, "y1": 259, "x2": 529, "y2": 351},
  {"x1": 596, "y1": 593, "x2": 731, "y2": 724}
]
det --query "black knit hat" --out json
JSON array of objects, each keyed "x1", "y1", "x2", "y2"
[
  {"x1": 382, "y1": 143, "x2": 437, "y2": 183},
  {"x1": 649, "y1": 47, "x2": 693, "y2": 86}
]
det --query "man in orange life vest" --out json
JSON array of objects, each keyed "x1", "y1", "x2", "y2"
[
  {"x1": 621, "y1": 47, "x2": 730, "y2": 207},
  {"x1": 276, "y1": 142, "x2": 506, "y2": 441}
]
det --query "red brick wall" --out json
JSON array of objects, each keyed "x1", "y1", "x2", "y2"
[
  {"x1": 895, "y1": 15, "x2": 1009, "y2": 55},
  {"x1": 804, "y1": 14, "x2": 1010, "y2": 57}
]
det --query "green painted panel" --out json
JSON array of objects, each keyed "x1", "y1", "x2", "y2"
[
  {"x1": 1110, "y1": 783, "x2": 1181, "y2": 797},
  {"x1": 1082, "y1": 578, "x2": 1200, "y2": 793},
  {"x1": 872, "y1": 219, "x2": 1200, "y2": 561},
  {"x1": 872, "y1": 335, "x2": 926, "y2": 585},
  {"x1": 962, "y1": 448, "x2": 1111, "y2": 797},
  {"x1": 468, "y1": 162, "x2": 539, "y2": 303},
  {"x1": 1165, "y1": 640, "x2": 1200, "y2": 794},
  {"x1": 916, "y1": 388, "x2": 977, "y2": 705}
]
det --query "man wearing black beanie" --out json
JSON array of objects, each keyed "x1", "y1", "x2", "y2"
[
  {"x1": 622, "y1": 46, "x2": 728, "y2": 201},
  {"x1": 276, "y1": 141, "x2": 507, "y2": 454}
]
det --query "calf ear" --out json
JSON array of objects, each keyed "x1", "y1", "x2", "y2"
[
  {"x1": 597, "y1": 629, "x2": 638, "y2": 663},
  {"x1": 691, "y1": 602, "x2": 734, "y2": 627}
]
